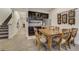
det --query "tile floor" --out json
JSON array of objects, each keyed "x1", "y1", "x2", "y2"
[{"x1": 0, "y1": 28, "x2": 79, "y2": 51}]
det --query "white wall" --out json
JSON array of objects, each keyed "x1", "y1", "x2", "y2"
[
  {"x1": 8, "y1": 11, "x2": 21, "y2": 39},
  {"x1": 12, "y1": 8, "x2": 50, "y2": 13},
  {"x1": 50, "y1": 8, "x2": 79, "y2": 45},
  {"x1": 50, "y1": 8, "x2": 74, "y2": 28},
  {"x1": 18, "y1": 11, "x2": 28, "y2": 38},
  {"x1": 11, "y1": 8, "x2": 30, "y2": 38},
  {"x1": 0, "y1": 8, "x2": 12, "y2": 25},
  {"x1": 18, "y1": 11, "x2": 27, "y2": 28}
]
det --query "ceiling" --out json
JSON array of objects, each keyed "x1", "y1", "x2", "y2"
[{"x1": 12, "y1": 8, "x2": 54, "y2": 13}]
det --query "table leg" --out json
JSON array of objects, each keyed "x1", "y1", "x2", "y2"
[
  {"x1": 36, "y1": 36, "x2": 40, "y2": 49},
  {"x1": 47, "y1": 35, "x2": 52, "y2": 49}
]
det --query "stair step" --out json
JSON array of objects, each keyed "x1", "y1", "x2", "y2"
[
  {"x1": 0, "y1": 32, "x2": 8, "y2": 35},
  {"x1": 0, "y1": 27, "x2": 8, "y2": 28},
  {"x1": 0, "y1": 25, "x2": 8, "y2": 27},
  {"x1": 0, "y1": 29, "x2": 8, "y2": 30},
  {"x1": 0, "y1": 27, "x2": 8, "y2": 29},
  {"x1": 0, "y1": 28, "x2": 8, "y2": 30},
  {"x1": 0, "y1": 30, "x2": 8, "y2": 32},
  {"x1": 0, "y1": 36, "x2": 8, "y2": 39},
  {"x1": 0, "y1": 25, "x2": 8, "y2": 26},
  {"x1": 0, "y1": 25, "x2": 8, "y2": 39},
  {"x1": 0, "y1": 35, "x2": 8, "y2": 37},
  {"x1": 0, "y1": 32, "x2": 8, "y2": 34}
]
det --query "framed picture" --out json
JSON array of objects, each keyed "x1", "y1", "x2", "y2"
[
  {"x1": 68, "y1": 17, "x2": 75, "y2": 25},
  {"x1": 68, "y1": 10, "x2": 75, "y2": 17},
  {"x1": 62, "y1": 14, "x2": 67, "y2": 24},
  {"x1": 57, "y1": 14, "x2": 61, "y2": 24}
]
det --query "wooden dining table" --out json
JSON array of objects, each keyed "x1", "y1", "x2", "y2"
[{"x1": 39, "y1": 28, "x2": 62, "y2": 49}]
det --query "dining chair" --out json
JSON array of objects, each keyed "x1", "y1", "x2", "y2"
[
  {"x1": 68, "y1": 28, "x2": 78, "y2": 48},
  {"x1": 49, "y1": 26, "x2": 60, "y2": 33},
  {"x1": 49, "y1": 26, "x2": 54, "y2": 29},
  {"x1": 59, "y1": 29, "x2": 71, "y2": 50},
  {"x1": 34, "y1": 27, "x2": 41, "y2": 49},
  {"x1": 54, "y1": 27, "x2": 60, "y2": 33},
  {"x1": 34, "y1": 27, "x2": 47, "y2": 50},
  {"x1": 55, "y1": 27, "x2": 59, "y2": 31},
  {"x1": 52, "y1": 33, "x2": 62, "y2": 50},
  {"x1": 41, "y1": 26, "x2": 46, "y2": 29},
  {"x1": 41, "y1": 26, "x2": 49, "y2": 29}
]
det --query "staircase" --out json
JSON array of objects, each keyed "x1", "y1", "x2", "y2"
[
  {"x1": 0, "y1": 25, "x2": 8, "y2": 39},
  {"x1": 2, "y1": 13, "x2": 12, "y2": 25},
  {"x1": 0, "y1": 13, "x2": 12, "y2": 39}
]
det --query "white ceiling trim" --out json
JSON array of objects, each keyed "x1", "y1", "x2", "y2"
[{"x1": 12, "y1": 8, "x2": 54, "y2": 13}]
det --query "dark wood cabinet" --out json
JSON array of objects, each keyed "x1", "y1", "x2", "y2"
[
  {"x1": 28, "y1": 26, "x2": 41, "y2": 36},
  {"x1": 28, "y1": 11, "x2": 49, "y2": 36},
  {"x1": 28, "y1": 11, "x2": 49, "y2": 20},
  {"x1": 28, "y1": 27, "x2": 35, "y2": 36}
]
